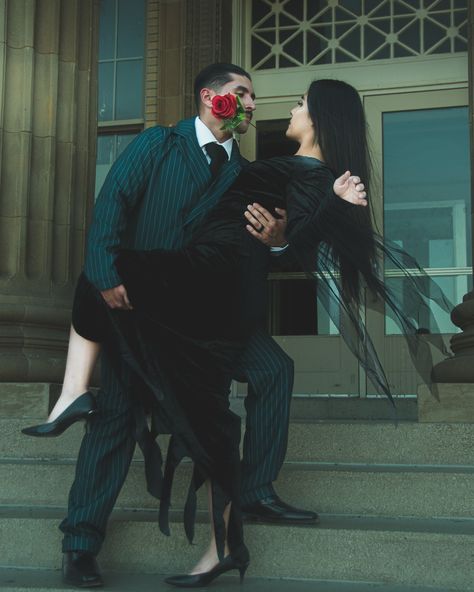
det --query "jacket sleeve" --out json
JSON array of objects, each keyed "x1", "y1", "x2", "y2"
[
  {"x1": 284, "y1": 164, "x2": 356, "y2": 267},
  {"x1": 84, "y1": 126, "x2": 167, "y2": 291},
  {"x1": 285, "y1": 165, "x2": 336, "y2": 243}
]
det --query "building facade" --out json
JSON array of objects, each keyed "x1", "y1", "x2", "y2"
[{"x1": 0, "y1": 0, "x2": 473, "y2": 419}]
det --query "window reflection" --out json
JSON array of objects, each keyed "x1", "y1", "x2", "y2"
[
  {"x1": 98, "y1": 0, "x2": 145, "y2": 122},
  {"x1": 383, "y1": 107, "x2": 471, "y2": 334},
  {"x1": 95, "y1": 133, "x2": 137, "y2": 198}
]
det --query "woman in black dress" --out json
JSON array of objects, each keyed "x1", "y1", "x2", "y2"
[{"x1": 22, "y1": 79, "x2": 449, "y2": 587}]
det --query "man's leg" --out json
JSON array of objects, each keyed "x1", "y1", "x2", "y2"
[
  {"x1": 234, "y1": 328, "x2": 317, "y2": 523},
  {"x1": 234, "y1": 328, "x2": 293, "y2": 504},
  {"x1": 60, "y1": 359, "x2": 136, "y2": 555}
]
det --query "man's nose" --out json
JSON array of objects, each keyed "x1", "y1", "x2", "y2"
[{"x1": 245, "y1": 97, "x2": 256, "y2": 111}]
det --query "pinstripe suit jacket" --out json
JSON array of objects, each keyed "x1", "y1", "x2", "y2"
[{"x1": 85, "y1": 117, "x2": 244, "y2": 291}]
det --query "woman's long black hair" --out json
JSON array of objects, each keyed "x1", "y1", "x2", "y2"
[
  {"x1": 303, "y1": 80, "x2": 451, "y2": 402},
  {"x1": 306, "y1": 79, "x2": 378, "y2": 302}
]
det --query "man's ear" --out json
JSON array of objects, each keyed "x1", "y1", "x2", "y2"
[{"x1": 200, "y1": 87, "x2": 214, "y2": 108}]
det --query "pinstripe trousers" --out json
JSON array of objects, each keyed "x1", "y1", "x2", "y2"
[
  {"x1": 60, "y1": 327, "x2": 293, "y2": 553},
  {"x1": 235, "y1": 328, "x2": 294, "y2": 505}
]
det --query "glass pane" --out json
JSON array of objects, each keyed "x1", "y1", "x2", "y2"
[
  {"x1": 116, "y1": 133, "x2": 136, "y2": 156},
  {"x1": 95, "y1": 133, "x2": 138, "y2": 198},
  {"x1": 316, "y1": 279, "x2": 341, "y2": 335},
  {"x1": 385, "y1": 274, "x2": 471, "y2": 334},
  {"x1": 99, "y1": 0, "x2": 116, "y2": 60},
  {"x1": 115, "y1": 60, "x2": 144, "y2": 119},
  {"x1": 268, "y1": 280, "x2": 318, "y2": 336},
  {"x1": 96, "y1": 134, "x2": 114, "y2": 166},
  {"x1": 117, "y1": 0, "x2": 146, "y2": 58},
  {"x1": 383, "y1": 106, "x2": 471, "y2": 334},
  {"x1": 98, "y1": 62, "x2": 114, "y2": 121},
  {"x1": 257, "y1": 119, "x2": 339, "y2": 336}
]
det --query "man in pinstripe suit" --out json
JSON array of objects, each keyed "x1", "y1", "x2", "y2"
[{"x1": 61, "y1": 63, "x2": 316, "y2": 587}]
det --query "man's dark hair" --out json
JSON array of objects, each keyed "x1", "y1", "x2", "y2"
[{"x1": 194, "y1": 63, "x2": 252, "y2": 110}]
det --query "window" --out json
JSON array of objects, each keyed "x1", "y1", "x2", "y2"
[
  {"x1": 96, "y1": 0, "x2": 146, "y2": 196},
  {"x1": 250, "y1": 0, "x2": 468, "y2": 70},
  {"x1": 383, "y1": 106, "x2": 471, "y2": 333}
]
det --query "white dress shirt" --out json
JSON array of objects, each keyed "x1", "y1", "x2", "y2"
[{"x1": 195, "y1": 116, "x2": 234, "y2": 162}]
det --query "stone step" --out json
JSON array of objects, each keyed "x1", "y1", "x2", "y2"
[
  {"x1": 0, "y1": 567, "x2": 460, "y2": 592},
  {"x1": 235, "y1": 396, "x2": 418, "y2": 421},
  {"x1": 0, "y1": 382, "x2": 418, "y2": 421},
  {"x1": 0, "y1": 508, "x2": 472, "y2": 590},
  {"x1": 3, "y1": 419, "x2": 474, "y2": 465},
  {"x1": 1, "y1": 459, "x2": 473, "y2": 519},
  {"x1": 0, "y1": 383, "x2": 418, "y2": 422}
]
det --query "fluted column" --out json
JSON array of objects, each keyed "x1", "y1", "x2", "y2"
[{"x1": 0, "y1": 0, "x2": 98, "y2": 381}]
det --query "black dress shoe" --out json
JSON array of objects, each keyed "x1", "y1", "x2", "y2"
[
  {"x1": 165, "y1": 546, "x2": 250, "y2": 588},
  {"x1": 22, "y1": 392, "x2": 98, "y2": 437},
  {"x1": 63, "y1": 551, "x2": 103, "y2": 588},
  {"x1": 242, "y1": 495, "x2": 319, "y2": 524}
]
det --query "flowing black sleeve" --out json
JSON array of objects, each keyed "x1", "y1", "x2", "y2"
[
  {"x1": 284, "y1": 164, "x2": 340, "y2": 246},
  {"x1": 283, "y1": 163, "x2": 452, "y2": 405}
]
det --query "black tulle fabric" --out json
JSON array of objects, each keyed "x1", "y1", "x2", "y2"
[{"x1": 72, "y1": 155, "x2": 452, "y2": 557}]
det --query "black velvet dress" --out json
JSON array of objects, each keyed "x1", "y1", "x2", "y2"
[{"x1": 72, "y1": 155, "x2": 451, "y2": 557}]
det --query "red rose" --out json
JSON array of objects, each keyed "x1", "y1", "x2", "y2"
[{"x1": 211, "y1": 93, "x2": 238, "y2": 120}]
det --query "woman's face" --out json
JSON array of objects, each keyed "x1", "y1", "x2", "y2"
[{"x1": 286, "y1": 95, "x2": 314, "y2": 143}]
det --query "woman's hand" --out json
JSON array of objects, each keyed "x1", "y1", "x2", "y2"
[{"x1": 333, "y1": 171, "x2": 367, "y2": 206}]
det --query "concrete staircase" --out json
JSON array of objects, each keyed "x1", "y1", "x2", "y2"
[{"x1": 0, "y1": 396, "x2": 473, "y2": 591}]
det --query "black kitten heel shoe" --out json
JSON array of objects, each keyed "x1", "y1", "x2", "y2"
[
  {"x1": 21, "y1": 392, "x2": 98, "y2": 437},
  {"x1": 165, "y1": 549, "x2": 250, "y2": 588}
]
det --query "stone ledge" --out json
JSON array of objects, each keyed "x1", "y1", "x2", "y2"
[
  {"x1": 418, "y1": 383, "x2": 474, "y2": 423},
  {"x1": 0, "y1": 383, "x2": 61, "y2": 419}
]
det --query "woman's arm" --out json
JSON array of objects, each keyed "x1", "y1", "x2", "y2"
[{"x1": 285, "y1": 165, "x2": 342, "y2": 246}]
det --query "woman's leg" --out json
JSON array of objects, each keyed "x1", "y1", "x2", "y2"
[
  {"x1": 190, "y1": 481, "x2": 231, "y2": 574},
  {"x1": 48, "y1": 325, "x2": 101, "y2": 422}
]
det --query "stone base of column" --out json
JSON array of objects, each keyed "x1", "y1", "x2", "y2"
[
  {"x1": 425, "y1": 290, "x2": 474, "y2": 422},
  {"x1": 0, "y1": 383, "x2": 61, "y2": 419},
  {"x1": 431, "y1": 354, "x2": 474, "y2": 383},
  {"x1": 418, "y1": 383, "x2": 474, "y2": 423},
  {"x1": 0, "y1": 382, "x2": 101, "y2": 419},
  {"x1": 0, "y1": 302, "x2": 71, "y2": 384}
]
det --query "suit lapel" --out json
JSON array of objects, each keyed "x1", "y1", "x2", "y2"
[
  {"x1": 183, "y1": 140, "x2": 242, "y2": 228},
  {"x1": 173, "y1": 118, "x2": 211, "y2": 189}
]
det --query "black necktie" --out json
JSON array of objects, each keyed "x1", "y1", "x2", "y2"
[{"x1": 205, "y1": 142, "x2": 228, "y2": 178}]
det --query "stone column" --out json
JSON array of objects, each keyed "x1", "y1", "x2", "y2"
[
  {"x1": 0, "y1": 0, "x2": 98, "y2": 384},
  {"x1": 150, "y1": 0, "x2": 233, "y2": 128},
  {"x1": 418, "y1": 2, "x2": 474, "y2": 421}
]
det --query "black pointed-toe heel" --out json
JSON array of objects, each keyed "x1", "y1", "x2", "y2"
[
  {"x1": 164, "y1": 546, "x2": 250, "y2": 588},
  {"x1": 21, "y1": 391, "x2": 98, "y2": 437}
]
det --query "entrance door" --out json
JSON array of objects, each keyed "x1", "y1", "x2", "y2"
[
  {"x1": 364, "y1": 88, "x2": 471, "y2": 395},
  {"x1": 236, "y1": 101, "x2": 359, "y2": 397},
  {"x1": 235, "y1": 89, "x2": 470, "y2": 400}
]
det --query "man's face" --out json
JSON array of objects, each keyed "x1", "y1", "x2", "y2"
[{"x1": 216, "y1": 75, "x2": 256, "y2": 134}]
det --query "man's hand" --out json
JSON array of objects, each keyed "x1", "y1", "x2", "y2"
[
  {"x1": 334, "y1": 171, "x2": 367, "y2": 206},
  {"x1": 244, "y1": 203, "x2": 288, "y2": 247},
  {"x1": 101, "y1": 284, "x2": 133, "y2": 310}
]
